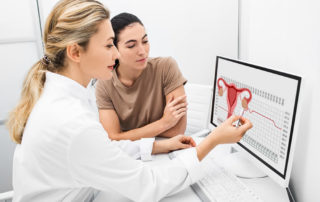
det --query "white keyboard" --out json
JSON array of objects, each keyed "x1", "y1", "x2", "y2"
[{"x1": 192, "y1": 157, "x2": 263, "y2": 202}]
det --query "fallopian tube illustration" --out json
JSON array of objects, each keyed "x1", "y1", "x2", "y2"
[{"x1": 217, "y1": 78, "x2": 252, "y2": 118}]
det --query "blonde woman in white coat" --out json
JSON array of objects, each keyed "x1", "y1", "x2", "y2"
[{"x1": 7, "y1": 0, "x2": 252, "y2": 201}]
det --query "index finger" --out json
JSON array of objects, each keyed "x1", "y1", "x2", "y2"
[
  {"x1": 238, "y1": 117, "x2": 253, "y2": 132},
  {"x1": 226, "y1": 115, "x2": 241, "y2": 125}
]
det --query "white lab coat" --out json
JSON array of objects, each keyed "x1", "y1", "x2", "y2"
[{"x1": 12, "y1": 72, "x2": 204, "y2": 202}]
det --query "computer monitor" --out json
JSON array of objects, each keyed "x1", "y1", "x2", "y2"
[{"x1": 209, "y1": 56, "x2": 302, "y2": 187}]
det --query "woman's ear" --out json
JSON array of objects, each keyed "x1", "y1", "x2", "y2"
[{"x1": 66, "y1": 43, "x2": 82, "y2": 63}]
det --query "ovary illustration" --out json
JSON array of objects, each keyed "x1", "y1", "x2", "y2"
[{"x1": 217, "y1": 78, "x2": 252, "y2": 118}]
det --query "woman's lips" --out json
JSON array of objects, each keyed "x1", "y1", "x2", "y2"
[
  {"x1": 136, "y1": 58, "x2": 146, "y2": 63},
  {"x1": 107, "y1": 64, "x2": 115, "y2": 70}
]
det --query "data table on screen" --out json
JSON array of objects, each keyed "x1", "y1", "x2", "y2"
[{"x1": 211, "y1": 58, "x2": 301, "y2": 177}]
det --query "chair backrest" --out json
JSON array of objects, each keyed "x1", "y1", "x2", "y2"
[{"x1": 184, "y1": 83, "x2": 213, "y2": 135}]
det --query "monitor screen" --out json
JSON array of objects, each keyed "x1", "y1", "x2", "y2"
[{"x1": 210, "y1": 56, "x2": 301, "y2": 185}]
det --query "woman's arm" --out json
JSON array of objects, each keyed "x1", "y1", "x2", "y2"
[
  {"x1": 70, "y1": 114, "x2": 252, "y2": 202},
  {"x1": 154, "y1": 115, "x2": 252, "y2": 160},
  {"x1": 159, "y1": 85, "x2": 187, "y2": 138},
  {"x1": 152, "y1": 135, "x2": 196, "y2": 154},
  {"x1": 99, "y1": 95, "x2": 187, "y2": 141},
  {"x1": 196, "y1": 115, "x2": 252, "y2": 160},
  {"x1": 152, "y1": 115, "x2": 252, "y2": 158}
]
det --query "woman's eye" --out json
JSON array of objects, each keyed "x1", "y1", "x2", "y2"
[
  {"x1": 143, "y1": 40, "x2": 149, "y2": 44},
  {"x1": 127, "y1": 44, "x2": 135, "y2": 48},
  {"x1": 106, "y1": 44, "x2": 114, "y2": 49}
]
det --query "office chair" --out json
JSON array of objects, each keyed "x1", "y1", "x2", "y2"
[{"x1": 184, "y1": 83, "x2": 213, "y2": 135}]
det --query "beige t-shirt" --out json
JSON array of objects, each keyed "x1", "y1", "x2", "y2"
[{"x1": 96, "y1": 57, "x2": 187, "y2": 132}]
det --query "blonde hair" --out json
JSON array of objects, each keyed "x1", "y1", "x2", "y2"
[{"x1": 7, "y1": 0, "x2": 110, "y2": 144}]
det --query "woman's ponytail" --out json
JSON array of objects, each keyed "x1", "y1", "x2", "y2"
[
  {"x1": 6, "y1": 61, "x2": 46, "y2": 144},
  {"x1": 6, "y1": 0, "x2": 109, "y2": 144}
]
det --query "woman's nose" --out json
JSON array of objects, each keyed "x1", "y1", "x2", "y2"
[
  {"x1": 113, "y1": 47, "x2": 120, "y2": 60},
  {"x1": 137, "y1": 44, "x2": 146, "y2": 55}
]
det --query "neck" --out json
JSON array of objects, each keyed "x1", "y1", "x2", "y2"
[
  {"x1": 58, "y1": 63, "x2": 90, "y2": 88},
  {"x1": 117, "y1": 64, "x2": 144, "y2": 87}
]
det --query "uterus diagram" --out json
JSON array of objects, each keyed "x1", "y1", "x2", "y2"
[{"x1": 217, "y1": 78, "x2": 252, "y2": 118}]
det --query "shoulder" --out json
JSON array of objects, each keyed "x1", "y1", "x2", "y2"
[
  {"x1": 58, "y1": 99, "x2": 99, "y2": 133},
  {"x1": 95, "y1": 78, "x2": 114, "y2": 98},
  {"x1": 96, "y1": 78, "x2": 113, "y2": 91},
  {"x1": 54, "y1": 97, "x2": 94, "y2": 122},
  {"x1": 28, "y1": 94, "x2": 98, "y2": 138},
  {"x1": 148, "y1": 57, "x2": 177, "y2": 68},
  {"x1": 147, "y1": 57, "x2": 179, "y2": 75}
]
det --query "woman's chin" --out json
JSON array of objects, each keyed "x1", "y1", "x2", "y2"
[{"x1": 134, "y1": 63, "x2": 147, "y2": 71}]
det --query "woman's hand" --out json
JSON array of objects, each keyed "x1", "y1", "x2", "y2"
[
  {"x1": 161, "y1": 95, "x2": 187, "y2": 129},
  {"x1": 196, "y1": 115, "x2": 252, "y2": 161},
  {"x1": 152, "y1": 135, "x2": 196, "y2": 154},
  {"x1": 213, "y1": 115, "x2": 253, "y2": 144}
]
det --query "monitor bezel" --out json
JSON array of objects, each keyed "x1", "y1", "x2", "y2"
[{"x1": 210, "y1": 56, "x2": 302, "y2": 187}]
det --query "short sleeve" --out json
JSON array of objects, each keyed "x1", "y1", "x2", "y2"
[
  {"x1": 95, "y1": 80, "x2": 114, "y2": 110},
  {"x1": 161, "y1": 57, "x2": 187, "y2": 95}
]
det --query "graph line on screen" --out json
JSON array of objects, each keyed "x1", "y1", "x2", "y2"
[
  {"x1": 214, "y1": 76, "x2": 291, "y2": 164},
  {"x1": 217, "y1": 105, "x2": 282, "y2": 130}
]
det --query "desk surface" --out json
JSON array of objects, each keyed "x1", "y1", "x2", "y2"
[{"x1": 94, "y1": 137, "x2": 289, "y2": 202}]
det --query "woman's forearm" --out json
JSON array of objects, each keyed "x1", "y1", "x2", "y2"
[
  {"x1": 110, "y1": 118, "x2": 171, "y2": 141},
  {"x1": 151, "y1": 140, "x2": 169, "y2": 154},
  {"x1": 196, "y1": 131, "x2": 220, "y2": 161},
  {"x1": 160, "y1": 115, "x2": 187, "y2": 138}
]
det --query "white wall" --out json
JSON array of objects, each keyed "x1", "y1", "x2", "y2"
[
  {"x1": 239, "y1": 0, "x2": 320, "y2": 201},
  {"x1": 39, "y1": 0, "x2": 239, "y2": 86},
  {"x1": 0, "y1": 0, "x2": 43, "y2": 193}
]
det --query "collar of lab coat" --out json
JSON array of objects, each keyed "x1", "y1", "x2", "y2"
[{"x1": 45, "y1": 71, "x2": 89, "y2": 101}]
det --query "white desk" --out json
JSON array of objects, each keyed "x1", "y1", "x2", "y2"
[{"x1": 94, "y1": 137, "x2": 290, "y2": 202}]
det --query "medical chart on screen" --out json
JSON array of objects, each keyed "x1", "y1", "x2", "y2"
[{"x1": 212, "y1": 59, "x2": 299, "y2": 174}]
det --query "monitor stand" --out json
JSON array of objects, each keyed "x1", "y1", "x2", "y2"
[{"x1": 220, "y1": 148, "x2": 266, "y2": 178}]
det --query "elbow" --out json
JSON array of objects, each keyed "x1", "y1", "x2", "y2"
[
  {"x1": 172, "y1": 127, "x2": 186, "y2": 137},
  {"x1": 179, "y1": 124, "x2": 187, "y2": 134},
  {"x1": 108, "y1": 133, "x2": 121, "y2": 141},
  {"x1": 175, "y1": 122, "x2": 187, "y2": 135},
  {"x1": 161, "y1": 127, "x2": 186, "y2": 138}
]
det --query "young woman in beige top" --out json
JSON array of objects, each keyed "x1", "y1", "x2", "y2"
[{"x1": 96, "y1": 13, "x2": 189, "y2": 141}]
